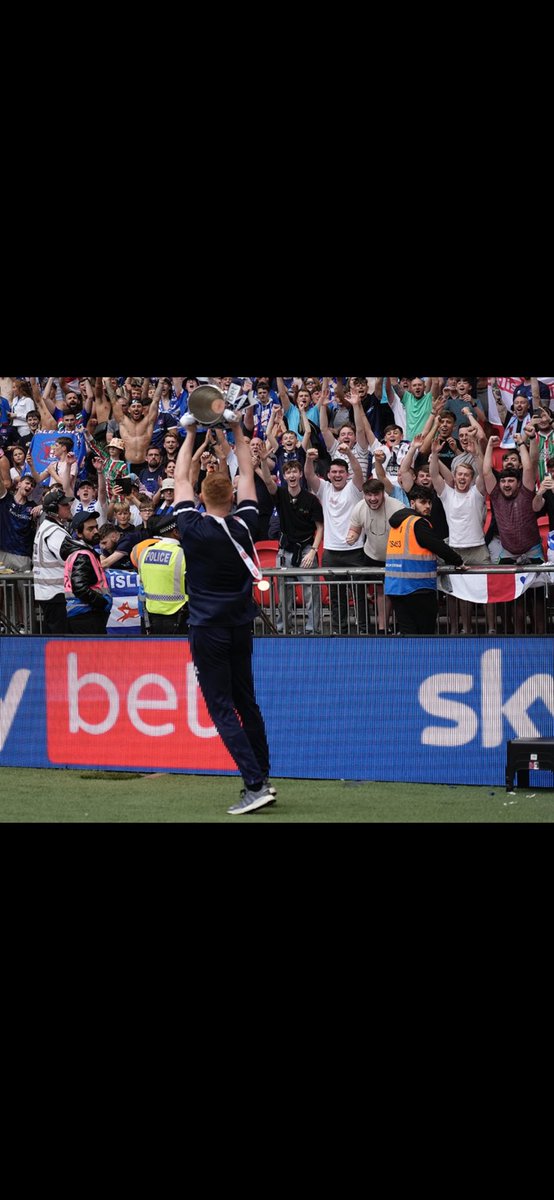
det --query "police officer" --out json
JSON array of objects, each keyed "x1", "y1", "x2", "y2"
[
  {"x1": 136, "y1": 513, "x2": 189, "y2": 635},
  {"x1": 385, "y1": 486, "x2": 466, "y2": 635},
  {"x1": 61, "y1": 511, "x2": 113, "y2": 635},
  {"x1": 173, "y1": 418, "x2": 274, "y2": 815}
]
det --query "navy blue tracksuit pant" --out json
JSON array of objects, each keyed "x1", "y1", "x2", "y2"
[{"x1": 189, "y1": 624, "x2": 270, "y2": 790}]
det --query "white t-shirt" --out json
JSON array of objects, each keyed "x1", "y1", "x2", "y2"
[
  {"x1": 318, "y1": 479, "x2": 364, "y2": 550},
  {"x1": 440, "y1": 484, "x2": 486, "y2": 547},
  {"x1": 11, "y1": 396, "x2": 35, "y2": 435}
]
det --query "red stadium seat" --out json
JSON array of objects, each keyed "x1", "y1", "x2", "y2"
[
  {"x1": 256, "y1": 540, "x2": 321, "y2": 609},
  {"x1": 484, "y1": 493, "x2": 492, "y2": 536},
  {"x1": 317, "y1": 544, "x2": 330, "y2": 607},
  {"x1": 254, "y1": 541, "x2": 280, "y2": 607}
]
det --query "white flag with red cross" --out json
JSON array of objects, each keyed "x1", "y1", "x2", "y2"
[{"x1": 447, "y1": 569, "x2": 539, "y2": 604}]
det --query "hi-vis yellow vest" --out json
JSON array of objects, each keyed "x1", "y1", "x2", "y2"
[
  {"x1": 385, "y1": 515, "x2": 437, "y2": 596},
  {"x1": 138, "y1": 538, "x2": 188, "y2": 615}
]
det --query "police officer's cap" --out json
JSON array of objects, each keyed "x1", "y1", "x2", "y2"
[{"x1": 152, "y1": 514, "x2": 178, "y2": 536}]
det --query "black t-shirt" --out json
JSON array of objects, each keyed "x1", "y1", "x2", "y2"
[
  {"x1": 430, "y1": 494, "x2": 449, "y2": 541},
  {"x1": 363, "y1": 396, "x2": 395, "y2": 440},
  {"x1": 409, "y1": 514, "x2": 463, "y2": 566},
  {"x1": 274, "y1": 486, "x2": 323, "y2": 547},
  {"x1": 436, "y1": 440, "x2": 459, "y2": 470},
  {"x1": 254, "y1": 473, "x2": 277, "y2": 539},
  {"x1": 175, "y1": 499, "x2": 259, "y2": 626},
  {"x1": 540, "y1": 489, "x2": 554, "y2": 531}
]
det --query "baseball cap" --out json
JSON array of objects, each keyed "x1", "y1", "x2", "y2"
[
  {"x1": 71, "y1": 510, "x2": 98, "y2": 533},
  {"x1": 74, "y1": 477, "x2": 97, "y2": 493}
]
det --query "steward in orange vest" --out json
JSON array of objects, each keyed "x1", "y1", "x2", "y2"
[{"x1": 385, "y1": 487, "x2": 466, "y2": 635}]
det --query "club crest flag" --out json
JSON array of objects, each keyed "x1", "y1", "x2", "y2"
[{"x1": 29, "y1": 430, "x2": 87, "y2": 475}]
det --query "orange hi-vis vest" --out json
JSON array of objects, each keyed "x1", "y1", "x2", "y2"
[{"x1": 385, "y1": 514, "x2": 437, "y2": 596}]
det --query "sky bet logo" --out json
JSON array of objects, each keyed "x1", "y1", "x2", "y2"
[
  {"x1": 2, "y1": 645, "x2": 554, "y2": 768},
  {"x1": 418, "y1": 650, "x2": 554, "y2": 747},
  {"x1": 44, "y1": 643, "x2": 235, "y2": 770}
]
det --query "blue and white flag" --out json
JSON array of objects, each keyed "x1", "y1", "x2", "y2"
[{"x1": 106, "y1": 570, "x2": 141, "y2": 636}]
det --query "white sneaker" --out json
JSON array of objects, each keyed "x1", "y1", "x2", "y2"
[
  {"x1": 263, "y1": 778, "x2": 277, "y2": 805},
  {"x1": 238, "y1": 779, "x2": 276, "y2": 804},
  {"x1": 227, "y1": 785, "x2": 274, "y2": 815}
]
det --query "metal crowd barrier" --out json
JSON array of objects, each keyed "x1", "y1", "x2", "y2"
[
  {"x1": 252, "y1": 563, "x2": 554, "y2": 637},
  {"x1": 0, "y1": 570, "x2": 44, "y2": 635},
  {"x1": 2, "y1": 566, "x2": 554, "y2": 637}
]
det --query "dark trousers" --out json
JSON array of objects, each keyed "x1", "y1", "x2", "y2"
[
  {"x1": 41, "y1": 594, "x2": 69, "y2": 636},
  {"x1": 392, "y1": 590, "x2": 438, "y2": 636},
  {"x1": 68, "y1": 611, "x2": 109, "y2": 636},
  {"x1": 189, "y1": 624, "x2": 270, "y2": 790},
  {"x1": 322, "y1": 548, "x2": 368, "y2": 634},
  {"x1": 149, "y1": 606, "x2": 189, "y2": 636}
]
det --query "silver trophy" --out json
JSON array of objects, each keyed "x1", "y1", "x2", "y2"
[{"x1": 182, "y1": 379, "x2": 257, "y2": 429}]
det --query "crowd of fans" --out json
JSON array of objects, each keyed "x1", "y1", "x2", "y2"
[{"x1": 0, "y1": 376, "x2": 553, "y2": 636}]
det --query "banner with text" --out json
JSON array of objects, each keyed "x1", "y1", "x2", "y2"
[{"x1": 1, "y1": 638, "x2": 553, "y2": 786}]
